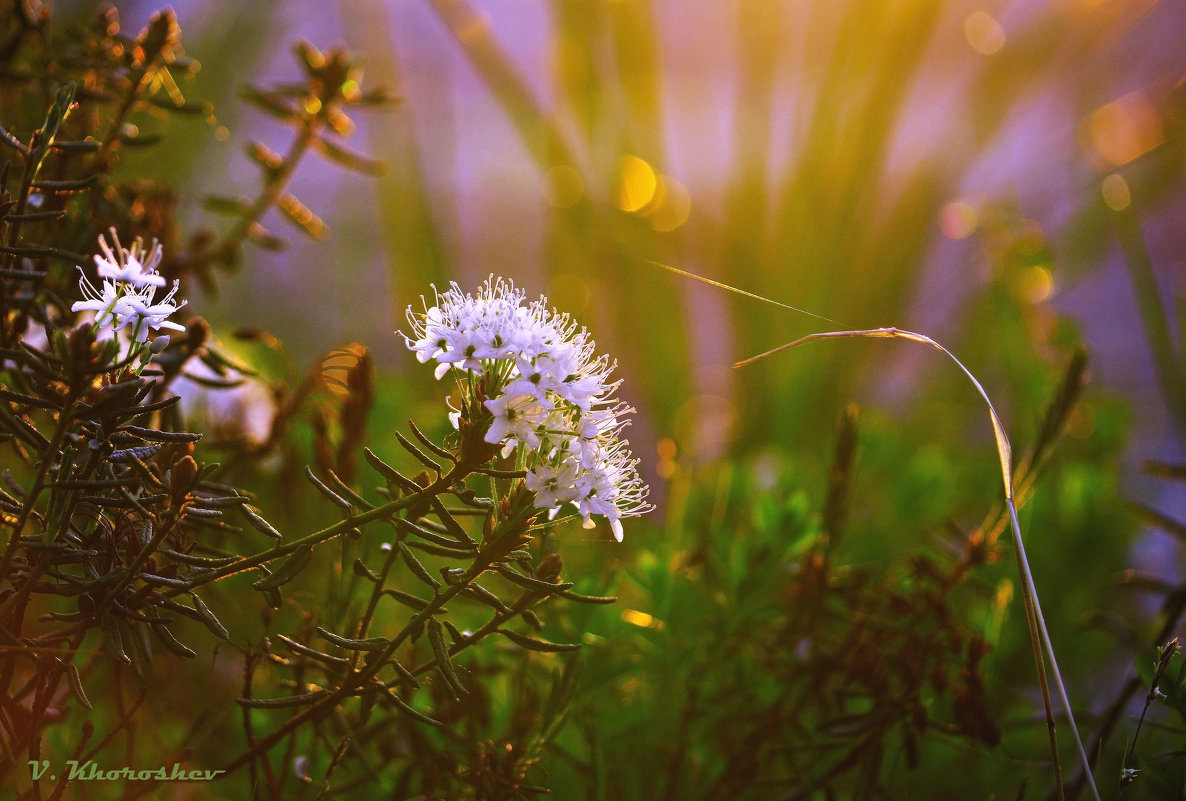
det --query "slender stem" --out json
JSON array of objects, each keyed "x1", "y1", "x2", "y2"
[
  {"x1": 217, "y1": 551, "x2": 487, "y2": 776},
  {"x1": 238, "y1": 648, "x2": 276, "y2": 798},
  {"x1": 16, "y1": 630, "x2": 86, "y2": 763},
  {"x1": 93, "y1": 66, "x2": 153, "y2": 174},
  {"x1": 0, "y1": 713, "x2": 31, "y2": 796},
  {"x1": 163, "y1": 465, "x2": 465, "y2": 597},
  {"x1": 44, "y1": 711, "x2": 93, "y2": 801},
  {"x1": 216, "y1": 117, "x2": 319, "y2": 260},
  {"x1": 1064, "y1": 594, "x2": 1186, "y2": 800},
  {"x1": 1117, "y1": 700, "x2": 1153, "y2": 801},
  {"x1": 2, "y1": 144, "x2": 36, "y2": 273},
  {"x1": 1007, "y1": 499, "x2": 1099, "y2": 801},
  {"x1": 352, "y1": 541, "x2": 401, "y2": 645},
  {"x1": 77, "y1": 687, "x2": 147, "y2": 764},
  {"x1": 0, "y1": 405, "x2": 78, "y2": 712},
  {"x1": 735, "y1": 327, "x2": 1101, "y2": 800},
  {"x1": 0, "y1": 401, "x2": 75, "y2": 590},
  {"x1": 1009, "y1": 501, "x2": 1064, "y2": 800},
  {"x1": 1115, "y1": 208, "x2": 1186, "y2": 441},
  {"x1": 406, "y1": 589, "x2": 540, "y2": 677},
  {"x1": 92, "y1": 513, "x2": 176, "y2": 616},
  {"x1": 217, "y1": 464, "x2": 478, "y2": 775}
]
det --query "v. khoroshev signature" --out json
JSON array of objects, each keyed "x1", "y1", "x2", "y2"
[{"x1": 29, "y1": 760, "x2": 226, "y2": 782}]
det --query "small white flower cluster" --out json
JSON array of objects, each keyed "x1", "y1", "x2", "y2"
[
  {"x1": 403, "y1": 277, "x2": 651, "y2": 541},
  {"x1": 72, "y1": 230, "x2": 186, "y2": 344}
]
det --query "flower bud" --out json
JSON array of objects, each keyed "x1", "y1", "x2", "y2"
[{"x1": 535, "y1": 553, "x2": 563, "y2": 582}]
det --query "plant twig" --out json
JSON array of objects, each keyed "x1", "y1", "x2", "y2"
[
  {"x1": 1117, "y1": 638, "x2": 1179, "y2": 801},
  {"x1": 735, "y1": 327, "x2": 1101, "y2": 801}
]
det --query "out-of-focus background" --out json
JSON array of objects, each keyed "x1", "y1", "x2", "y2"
[
  {"x1": 44, "y1": 0, "x2": 1186, "y2": 795},
  {"x1": 91, "y1": 0, "x2": 1186, "y2": 485}
]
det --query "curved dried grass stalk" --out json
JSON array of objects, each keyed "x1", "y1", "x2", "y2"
[
  {"x1": 639, "y1": 255, "x2": 1099, "y2": 799},
  {"x1": 736, "y1": 327, "x2": 1100, "y2": 801}
]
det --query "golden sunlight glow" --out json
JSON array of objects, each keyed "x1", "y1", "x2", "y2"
[
  {"x1": 1052, "y1": 0, "x2": 1148, "y2": 17},
  {"x1": 1101, "y1": 173, "x2": 1132, "y2": 210},
  {"x1": 546, "y1": 273, "x2": 590, "y2": 315},
  {"x1": 1089, "y1": 92, "x2": 1165, "y2": 166},
  {"x1": 542, "y1": 164, "x2": 585, "y2": 208},
  {"x1": 617, "y1": 155, "x2": 658, "y2": 213},
  {"x1": 622, "y1": 609, "x2": 664, "y2": 630},
  {"x1": 340, "y1": 79, "x2": 361, "y2": 102},
  {"x1": 647, "y1": 175, "x2": 692, "y2": 232},
  {"x1": 1014, "y1": 265, "x2": 1054, "y2": 304},
  {"x1": 986, "y1": 578, "x2": 1014, "y2": 643},
  {"x1": 964, "y1": 11, "x2": 1006, "y2": 55},
  {"x1": 657, "y1": 437, "x2": 677, "y2": 479},
  {"x1": 455, "y1": 8, "x2": 492, "y2": 44},
  {"x1": 939, "y1": 201, "x2": 978, "y2": 239}
]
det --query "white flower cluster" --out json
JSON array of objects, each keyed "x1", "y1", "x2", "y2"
[
  {"x1": 403, "y1": 278, "x2": 651, "y2": 541},
  {"x1": 72, "y1": 230, "x2": 186, "y2": 343}
]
